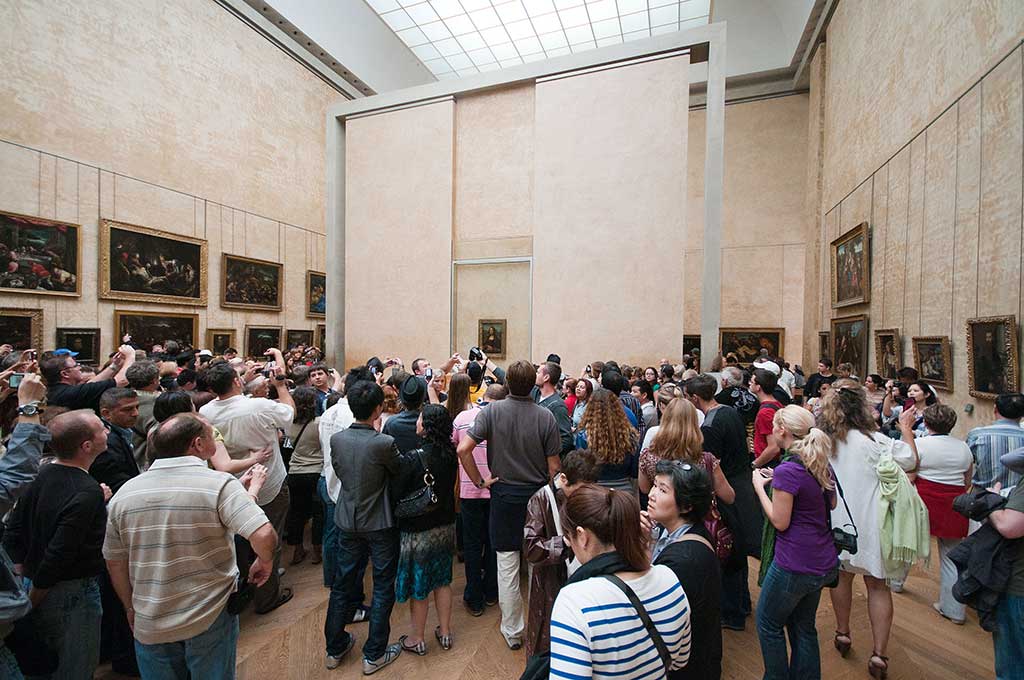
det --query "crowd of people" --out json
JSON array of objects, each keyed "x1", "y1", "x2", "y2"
[{"x1": 0, "y1": 338, "x2": 1019, "y2": 680}]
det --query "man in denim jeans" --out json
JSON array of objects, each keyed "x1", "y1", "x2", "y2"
[
  {"x1": 989, "y1": 477, "x2": 1024, "y2": 680},
  {"x1": 324, "y1": 380, "x2": 405, "y2": 674}
]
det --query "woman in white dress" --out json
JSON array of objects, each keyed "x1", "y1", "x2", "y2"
[{"x1": 820, "y1": 384, "x2": 919, "y2": 680}]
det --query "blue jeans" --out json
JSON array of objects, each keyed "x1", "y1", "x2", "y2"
[
  {"x1": 460, "y1": 498, "x2": 498, "y2": 610},
  {"x1": 134, "y1": 606, "x2": 239, "y2": 680},
  {"x1": 994, "y1": 593, "x2": 1024, "y2": 680},
  {"x1": 325, "y1": 528, "x2": 399, "y2": 661},
  {"x1": 24, "y1": 576, "x2": 102, "y2": 680},
  {"x1": 0, "y1": 643, "x2": 23, "y2": 680},
  {"x1": 755, "y1": 561, "x2": 837, "y2": 680},
  {"x1": 318, "y1": 477, "x2": 339, "y2": 587}
]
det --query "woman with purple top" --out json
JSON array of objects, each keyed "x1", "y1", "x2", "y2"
[{"x1": 752, "y1": 405, "x2": 838, "y2": 680}]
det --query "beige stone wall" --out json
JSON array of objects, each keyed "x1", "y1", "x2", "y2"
[{"x1": 0, "y1": 0, "x2": 335, "y2": 357}]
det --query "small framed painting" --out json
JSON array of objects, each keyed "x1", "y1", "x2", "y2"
[
  {"x1": 912, "y1": 335, "x2": 953, "y2": 391},
  {"x1": 114, "y1": 311, "x2": 198, "y2": 353},
  {"x1": 831, "y1": 314, "x2": 869, "y2": 380},
  {"x1": 316, "y1": 324, "x2": 326, "y2": 353},
  {"x1": 222, "y1": 254, "x2": 283, "y2": 311},
  {"x1": 286, "y1": 329, "x2": 314, "y2": 349},
  {"x1": 306, "y1": 271, "x2": 326, "y2": 318},
  {"x1": 55, "y1": 328, "x2": 101, "y2": 364},
  {"x1": 966, "y1": 316, "x2": 1018, "y2": 399},
  {"x1": 818, "y1": 332, "x2": 830, "y2": 360},
  {"x1": 478, "y1": 319, "x2": 506, "y2": 359},
  {"x1": 245, "y1": 325, "x2": 282, "y2": 359},
  {"x1": 100, "y1": 219, "x2": 207, "y2": 305},
  {"x1": 719, "y1": 328, "x2": 785, "y2": 365},
  {"x1": 0, "y1": 309, "x2": 43, "y2": 350},
  {"x1": 206, "y1": 329, "x2": 237, "y2": 356},
  {"x1": 0, "y1": 210, "x2": 81, "y2": 296},
  {"x1": 831, "y1": 222, "x2": 870, "y2": 309},
  {"x1": 873, "y1": 328, "x2": 901, "y2": 380}
]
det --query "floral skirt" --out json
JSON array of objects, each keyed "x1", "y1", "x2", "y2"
[{"x1": 395, "y1": 523, "x2": 456, "y2": 603}]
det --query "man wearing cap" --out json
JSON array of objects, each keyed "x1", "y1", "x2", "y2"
[
  {"x1": 751, "y1": 357, "x2": 792, "y2": 406},
  {"x1": 41, "y1": 344, "x2": 136, "y2": 413},
  {"x1": 382, "y1": 376, "x2": 425, "y2": 454}
]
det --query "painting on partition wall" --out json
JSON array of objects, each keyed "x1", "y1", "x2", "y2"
[
  {"x1": 100, "y1": 220, "x2": 207, "y2": 305},
  {"x1": 874, "y1": 328, "x2": 901, "y2": 380},
  {"x1": 478, "y1": 319, "x2": 506, "y2": 360},
  {"x1": 286, "y1": 329, "x2": 314, "y2": 349},
  {"x1": 55, "y1": 328, "x2": 101, "y2": 365},
  {"x1": 0, "y1": 211, "x2": 80, "y2": 296},
  {"x1": 831, "y1": 314, "x2": 868, "y2": 380},
  {"x1": 682, "y1": 335, "x2": 701, "y2": 356},
  {"x1": 912, "y1": 335, "x2": 953, "y2": 391},
  {"x1": 222, "y1": 255, "x2": 282, "y2": 311},
  {"x1": 831, "y1": 222, "x2": 870, "y2": 309},
  {"x1": 245, "y1": 326, "x2": 282, "y2": 359},
  {"x1": 0, "y1": 309, "x2": 43, "y2": 351},
  {"x1": 307, "y1": 271, "x2": 326, "y2": 318},
  {"x1": 967, "y1": 316, "x2": 1018, "y2": 399},
  {"x1": 207, "y1": 329, "x2": 236, "y2": 356},
  {"x1": 115, "y1": 311, "x2": 197, "y2": 352},
  {"x1": 719, "y1": 328, "x2": 784, "y2": 365}
]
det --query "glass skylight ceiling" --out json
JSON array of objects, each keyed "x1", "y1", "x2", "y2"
[{"x1": 366, "y1": 0, "x2": 711, "y2": 80}]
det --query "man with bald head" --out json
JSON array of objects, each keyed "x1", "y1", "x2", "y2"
[{"x1": 4, "y1": 409, "x2": 110, "y2": 679}]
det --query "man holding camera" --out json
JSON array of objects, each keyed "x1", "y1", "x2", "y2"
[{"x1": 42, "y1": 344, "x2": 136, "y2": 412}]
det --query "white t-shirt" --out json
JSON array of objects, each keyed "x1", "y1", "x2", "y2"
[
  {"x1": 778, "y1": 369, "x2": 796, "y2": 397},
  {"x1": 318, "y1": 398, "x2": 354, "y2": 503},
  {"x1": 199, "y1": 395, "x2": 293, "y2": 505},
  {"x1": 916, "y1": 434, "x2": 972, "y2": 486}
]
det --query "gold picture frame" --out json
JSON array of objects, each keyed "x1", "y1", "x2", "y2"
[
  {"x1": 966, "y1": 315, "x2": 1019, "y2": 399},
  {"x1": 222, "y1": 254, "x2": 283, "y2": 311},
  {"x1": 831, "y1": 314, "x2": 869, "y2": 380},
  {"x1": 831, "y1": 221, "x2": 871, "y2": 309},
  {"x1": 818, "y1": 331, "x2": 830, "y2": 360},
  {"x1": 114, "y1": 310, "x2": 199, "y2": 352},
  {"x1": 316, "y1": 324, "x2": 326, "y2": 352},
  {"x1": 306, "y1": 270, "x2": 326, "y2": 318},
  {"x1": 244, "y1": 325, "x2": 282, "y2": 359},
  {"x1": 0, "y1": 209, "x2": 82, "y2": 297},
  {"x1": 206, "y1": 329, "x2": 237, "y2": 355},
  {"x1": 478, "y1": 318, "x2": 506, "y2": 359},
  {"x1": 873, "y1": 328, "x2": 901, "y2": 380},
  {"x1": 0, "y1": 309, "x2": 43, "y2": 350},
  {"x1": 719, "y1": 328, "x2": 785, "y2": 366},
  {"x1": 912, "y1": 335, "x2": 953, "y2": 391},
  {"x1": 99, "y1": 219, "x2": 208, "y2": 305}
]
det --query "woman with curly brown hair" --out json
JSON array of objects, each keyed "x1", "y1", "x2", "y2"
[{"x1": 575, "y1": 390, "x2": 638, "y2": 492}]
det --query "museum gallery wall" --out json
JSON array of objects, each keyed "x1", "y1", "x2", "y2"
[
  {"x1": 804, "y1": 0, "x2": 1024, "y2": 436},
  {"x1": 0, "y1": 0, "x2": 336, "y2": 357}
]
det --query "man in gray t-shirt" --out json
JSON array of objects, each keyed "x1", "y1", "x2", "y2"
[{"x1": 457, "y1": 360, "x2": 560, "y2": 650}]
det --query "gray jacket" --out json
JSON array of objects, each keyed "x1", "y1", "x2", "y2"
[{"x1": 331, "y1": 423, "x2": 402, "y2": 533}]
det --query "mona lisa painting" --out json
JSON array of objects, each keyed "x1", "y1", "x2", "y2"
[{"x1": 478, "y1": 319, "x2": 506, "y2": 359}]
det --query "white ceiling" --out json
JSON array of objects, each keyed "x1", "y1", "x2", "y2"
[{"x1": 365, "y1": 0, "x2": 711, "y2": 79}]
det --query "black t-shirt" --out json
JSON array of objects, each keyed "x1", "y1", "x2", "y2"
[
  {"x1": 382, "y1": 409, "x2": 423, "y2": 454},
  {"x1": 700, "y1": 404, "x2": 750, "y2": 480},
  {"x1": 804, "y1": 373, "x2": 836, "y2": 399},
  {"x1": 47, "y1": 379, "x2": 117, "y2": 413}
]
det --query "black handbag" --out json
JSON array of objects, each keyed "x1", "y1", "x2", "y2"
[
  {"x1": 824, "y1": 475, "x2": 858, "y2": 588},
  {"x1": 394, "y1": 451, "x2": 439, "y2": 520}
]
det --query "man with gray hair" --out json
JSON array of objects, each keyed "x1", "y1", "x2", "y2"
[{"x1": 126, "y1": 360, "x2": 160, "y2": 469}]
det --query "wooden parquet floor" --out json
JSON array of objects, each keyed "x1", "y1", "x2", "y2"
[{"x1": 98, "y1": 537, "x2": 997, "y2": 680}]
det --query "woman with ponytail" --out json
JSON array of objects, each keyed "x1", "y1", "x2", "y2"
[
  {"x1": 751, "y1": 405, "x2": 838, "y2": 680},
  {"x1": 548, "y1": 485, "x2": 691, "y2": 679}
]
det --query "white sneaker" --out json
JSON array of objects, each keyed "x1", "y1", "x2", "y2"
[
  {"x1": 325, "y1": 634, "x2": 356, "y2": 670},
  {"x1": 363, "y1": 643, "x2": 402, "y2": 675}
]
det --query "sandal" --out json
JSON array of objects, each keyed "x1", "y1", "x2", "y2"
[
  {"x1": 868, "y1": 652, "x2": 889, "y2": 680},
  {"x1": 399, "y1": 635, "x2": 427, "y2": 656},
  {"x1": 833, "y1": 631, "x2": 851, "y2": 657},
  {"x1": 435, "y1": 626, "x2": 453, "y2": 651},
  {"x1": 255, "y1": 587, "x2": 294, "y2": 615}
]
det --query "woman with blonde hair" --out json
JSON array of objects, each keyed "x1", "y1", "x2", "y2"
[
  {"x1": 638, "y1": 398, "x2": 734, "y2": 505},
  {"x1": 752, "y1": 405, "x2": 838, "y2": 680},
  {"x1": 575, "y1": 389, "x2": 638, "y2": 492}
]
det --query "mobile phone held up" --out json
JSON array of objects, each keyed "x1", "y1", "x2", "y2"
[
  {"x1": 469, "y1": 347, "x2": 483, "y2": 362},
  {"x1": 8, "y1": 373, "x2": 23, "y2": 388}
]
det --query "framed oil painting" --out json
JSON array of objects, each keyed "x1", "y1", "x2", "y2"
[
  {"x1": 719, "y1": 328, "x2": 785, "y2": 365},
  {"x1": 222, "y1": 254, "x2": 282, "y2": 311},
  {"x1": 0, "y1": 309, "x2": 43, "y2": 350},
  {"x1": 0, "y1": 210, "x2": 80, "y2": 296},
  {"x1": 831, "y1": 314, "x2": 869, "y2": 379},
  {"x1": 245, "y1": 325, "x2": 282, "y2": 359},
  {"x1": 682, "y1": 335, "x2": 701, "y2": 356},
  {"x1": 818, "y1": 332, "x2": 831, "y2": 360},
  {"x1": 966, "y1": 316, "x2": 1019, "y2": 399},
  {"x1": 114, "y1": 311, "x2": 198, "y2": 353},
  {"x1": 478, "y1": 319, "x2": 506, "y2": 359},
  {"x1": 206, "y1": 329, "x2": 236, "y2": 356},
  {"x1": 831, "y1": 222, "x2": 870, "y2": 309},
  {"x1": 874, "y1": 328, "x2": 901, "y2": 380},
  {"x1": 286, "y1": 329, "x2": 314, "y2": 349},
  {"x1": 912, "y1": 336, "x2": 953, "y2": 391},
  {"x1": 100, "y1": 219, "x2": 207, "y2": 305},
  {"x1": 316, "y1": 324, "x2": 326, "y2": 352},
  {"x1": 55, "y1": 328, "x2": 101, "y2": 364},
  {"x1": 307, "y1": 271, "x2": 326, "y2": 318}
]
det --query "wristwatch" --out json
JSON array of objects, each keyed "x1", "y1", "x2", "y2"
[{"x1": 17, "y1": 401, "x2": 41, "y2": 417}]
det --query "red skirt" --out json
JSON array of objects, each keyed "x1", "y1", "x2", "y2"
[{"x1": 915, "y1": 477, "x2": 968, "y2": 539}]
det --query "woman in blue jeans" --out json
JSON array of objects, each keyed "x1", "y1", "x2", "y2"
[{"x1": 752, "y1": 405, "x2": 838, "y2": 680}]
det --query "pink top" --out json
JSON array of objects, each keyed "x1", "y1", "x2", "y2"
[{"x1": 453, "y1": 406, "x2": 491, "y2": 499}]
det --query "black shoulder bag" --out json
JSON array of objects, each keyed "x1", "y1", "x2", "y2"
[
  {"x1": 602, "y1": 574, "x2": 673, "y2": 674},
  {"x1": 823, "y1": 475, "x2": 858, "y2": 588},
  {"x1": 395, "y1": 450, "x2": 439, "y2": 519}
]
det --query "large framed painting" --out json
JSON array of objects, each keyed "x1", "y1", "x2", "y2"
[
  {"x1": 719, "y1": 328, "x2": 784, "y2": 365},
  {"x1": 286, "y1": 329, "x2": 314, "y2": 349},
  {"x1": 206, "y1": 329, "x2": 236, "y2": 355},
  {"x1": 245, "y1": 325, "x2": 282, "y2": 359},
  {"x1": 682, "y1": 335, "x2": 701, "y2": 356},
  {"x1": 55, "y1": 328, "x2": 101, "y2": 364},
  {"x1": 222, "y1": 254, "x2": 282, "y2": 311},
  {"x1": 818, "y1": 332, "x2": 831, "y2": 361},
  {"x1": 830, "y1": 314, "x2": 869, "y2": 379},
  {"x1": 115, "y1": 311, "x2": 198, "y2": 353},
  {"x1": 966, "y1": 316, "x2": 1019, "y2": 399},
  {"x1": 0, "y1": 210, "x2": 80, "y2": 296},
  {"x1": 912, "y1": 335, "x2": 953, "y2": 391},
  {"x1": 100, "y1": 219, "x2": 207, "y2": 305},
  {"x1": 306, "y1": 271, "x2": 326, "y2": 318},
  {"x1": 0, "y1": 309, "x2": 43, "y2": 350},
  {"x1": 873, "y1": 328, "x2": 901, "y2": 380},
  {"x1": 478, "y1": 319, "x2": 506, "y2": 359},
  {"x1": 316, "y1": 324, "x2": 326, "y2": 352},
  {"x1": 831, "y1": 222, "x2": 870, "y2": 309}
]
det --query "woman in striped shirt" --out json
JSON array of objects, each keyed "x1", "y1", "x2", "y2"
[{"x1": 549, "y1": 484, "x2": 691, "y2": 679}]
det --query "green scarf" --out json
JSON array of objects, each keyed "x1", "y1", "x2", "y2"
[
  {"x1": 757, "y1": 452, "x2": 799, "y2": 586},
  {"x1": 877, "y1": 447, "x2": 930, "y2": 570}
]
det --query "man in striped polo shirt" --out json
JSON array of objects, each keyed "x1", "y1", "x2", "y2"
[
  {"x1": 968, "y1": 393, "x2": 1024, "y2": 490},
  {"x1": 103, "y1": 413, "x2": 278, "y2": 679}
]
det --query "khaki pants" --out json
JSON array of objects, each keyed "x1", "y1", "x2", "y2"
[
  {"x1": 496, "y1": 550, "x2": 525, "y2": 645},
  {"x1": 237, "y1": 484, "x2": 290, "y2": 613}
]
